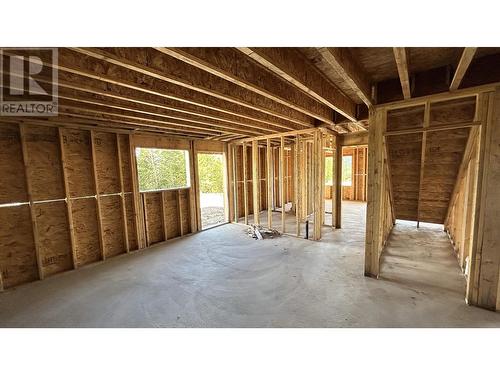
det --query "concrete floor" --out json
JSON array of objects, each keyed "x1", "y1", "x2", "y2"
[{"x1": 1, "y1": 201, "x2": 499, "y2": 327}]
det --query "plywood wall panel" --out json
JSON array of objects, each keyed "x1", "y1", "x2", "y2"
[
  {"x1": 180, "y1": 189, "x2": 191, "y2": 234},
  {"x1": 100, "y1": 195, "x2": 126, "y2": 258},
  {"x1": 387, "y1": 133, "x2": 423, "y2": 221},
  {"x1": 61, "y1": 129, "x2": 95, "y2": 197},
  {"x1": 118, "y1": 134, "x2": 133, "y2": 192},
  {"x1": 94, "y1": 132, "x2": 121, "y2": 194},
  {"x1": 164, "y1": 190, "x2": 180, "y2": 238},
  {"x1": 71, "y1": 198, "x2": 101, "y2": 267},
  {"x1": 145, "y1": 192, "x2": 164, "y2": 245},
  {"x1": 23, "y1": 125, "x2": 65, "y2": 201},
  {"x1": 419, "y1": 128, "x2": 469, "y2": 223},
  {"x1": 124, "y1": 194, "x2": 138, "y2": 250},
  {"x1": 34, "y1": 201, "x2": 73, "y2": 277},
  {"x1": 0, "y1": 205, "x2": 38, "y2": 288},
  {"x1": 0, "y1": 124, "x2": 28, "y2": 204}
]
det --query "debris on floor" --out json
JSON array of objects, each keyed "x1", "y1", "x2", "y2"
[{"x1": 247, "y1": 224, "x2": 281, "y2": 240}]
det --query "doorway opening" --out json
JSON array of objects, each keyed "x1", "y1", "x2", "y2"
[{"x1": 197, "y1": 152, "x2": 227, "y2": 230}]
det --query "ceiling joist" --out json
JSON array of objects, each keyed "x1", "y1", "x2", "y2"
[
  {"x1": 393, "y1": 47, "x2": 412, "y2": 100},
  {"x1": 450, "y1": 47, "x2": 478, "y2": 91}
]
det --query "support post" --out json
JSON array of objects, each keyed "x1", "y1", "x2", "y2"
[
  {"x1": 335, "y1": 136, "x2": 342, "y2": 228},
  {"x1": 242, "y1": 143, "x2": 248, "y2": 225},
  {"x1": 364, "y1": 107, "x2": 387, "y2": 278},
  {"x1": 252, "y1": 140, "x2": 260, "y2": 225},
  {"x1": 280, "y1": 136, "x2": 285, "y2": 233},
  {"x1": 267, "y1": 139, "x2": 272, "y2": 228}
]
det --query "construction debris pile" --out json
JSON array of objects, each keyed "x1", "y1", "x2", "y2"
[{"x1": 247, "y1": 224, "x2": 281, "y2": 240}]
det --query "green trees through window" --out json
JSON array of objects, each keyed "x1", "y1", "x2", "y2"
[
  {"x1": 136, "y1": 148, "x2": 190, "y2": 192},
  {"x1": 197, "y1": 153, "x2": 224, "y2": 193}
]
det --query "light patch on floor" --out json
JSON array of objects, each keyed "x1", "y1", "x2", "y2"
[{"x1": 0, "y1": 201, "x2": 499, "y2": 327}]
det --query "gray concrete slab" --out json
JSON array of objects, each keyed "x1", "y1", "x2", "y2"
[{"x1": 0, "y1": 201, "x2": 499, "y2": 327}]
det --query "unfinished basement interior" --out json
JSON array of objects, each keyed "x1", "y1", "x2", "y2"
[{"x1": 1, "y1": 46, "x2": 500, "y2": 327}]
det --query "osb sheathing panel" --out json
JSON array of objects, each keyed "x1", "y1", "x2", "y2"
[
  {"x1": 419, "y1": 128, "x2": 470, "y2": 223},
  {"x1": 71, "y1": 198, "x2": 101, "y2": 267},
  {"x1": 34, "y1": 201, "x2": 73, "y2": 277},
  {"x1": 61, "y1": 129, "x2": 95, "y2": 197},
  {"x1": 94, "y1": 132, "x2": 121, "y2": 194},
  {"x1": 0, "y1": 205, "x2": 38, "y2": 288},
  {"x1": 100, "y1": 195, "x2": 126, "y2": 258},
  {"x1": 145, "y1": 192, "x2": 164, "y2": 245},
  {"x1": 179, "y1": 189, "x2": 191, "y2": 234},
  {"x1": 429, "y1": 98, "x2": 476, "y2": 127},
  {"x1": 386, "y1": 105, "x2": 425, "y2": 132},
  {"x1": 133, "y1": 134, "x2": 190, "y2": 150},
  {"x1": 164, "y1": 190, "x2": 180, "y2": 239},
  {"x1": 118, "y1": 134, "x2": 133, "y2": 193},
  {"x1": 387, "y1": 133, "x2": 423, "y2": 221},
  {"x1": 194, "y1": 139, "x2": 224, "y2": 153},
  {"x1": 23, "y1": 125, "x2": 65, "y2": 201},
  {"x1": 0, "y1": 124, "x2": 28, "y2": 204},
  {"x1": 124, "y1": 194, "x2": 138, "y2": 250}
]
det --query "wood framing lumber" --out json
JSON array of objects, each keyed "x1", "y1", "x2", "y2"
[
  {"x1": 252, "y1": 140, "x2": 260, "y2": 225},
  {"x1": 450, "y1": 48, "x2": 478, "y2": 91},
  {"x1": 267, "y1": 139, "x2": 273, "y2": 228},
  {"x1": 156, "y1": 47, "x2": 335, "y2": 125},
  {"x1": 393, "y1": 48, "x2": 411, "y2": 100},
  {"x1": 317, "y1": 47, "x2": 373, "y2": 106},
  {"x1": 238, "y1": 47, "x2": 357, "y2": 122}
]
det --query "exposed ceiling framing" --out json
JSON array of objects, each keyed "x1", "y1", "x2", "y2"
[{"x1": 2, "y1": 47, "x2": 499, "y2": 140}]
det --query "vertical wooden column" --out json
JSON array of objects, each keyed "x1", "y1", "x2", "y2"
[
  {"x1": 280, "y1": 136, "x2": 285, "y2": 233},
  {"x1": 364, "y1": 107, "x2": 387, "y2": 278},
  {"x1": 242, "y1": 143, "x2": 248, "y2": 225},
  {"x1": 142, "y1": 194, "x2": 150, "y2": 247},
  {"x1": 161, "y1": 191, "x2": 168, "y2": 240},
  {"x1": 266, "y1": 139, "x2": 272, "y2": 228},
  {"x1": 190, "y1": 140, "x2": 199, "y2": 233},
  {"x1": 232, "y1": 145, "x2": 238, "y2": 223},
  {"x1": 177, "y1": 189, "x2": 184, "y2": 236},
  {"x1": 89, "y1": 130, "x2": 105, "y2": 260},
  {"x1": 252, "y1": 140, "x2": 260, "y2": 225},
  {"x1": 294, "y1": 135, "x2": 300, "y2": 236},
  {"x1": 334, "y1": 136, "x2": 342, "y2": 229},
  {"x1": 331, "y1": 136, "x2": 336, "y2": 229},
  {"x1": 467, "y1": 89, "x2": 500, "y2": 310},
  {"x1": 313, "y1": 130, "x2": 322, "y2": 240},
  {"x1": 320, "y1": 133, "x2": 326, "y2": 226},
  {"x1": 416, "y1": 101, "x2": 431, "y2": 228},
  {"x1": 128, "y1": 134, "x2": 144, "y2": 249},
  {"x1": 226, "y1": 143, "x2": 235, "y2": 223},
  {"x1": 116, "y1": 134, "x2": 130, "y2": 252},
  {"x1": 58, "y1": 128, "x2": 77, "y2": 268},
  {"x1": 19, "y1": 124, "x2": 44, "y2": 280}
]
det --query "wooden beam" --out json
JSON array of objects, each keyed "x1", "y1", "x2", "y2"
[
  {"x1": 364, "y1": 107, "x2": 387, "y2": 277},
  {"x1": 129, "y1": 135, "x2": 144, "y2": 249},
  {"x1": 280, "y1": 136, "x2": 285, "y2": 233},
  {"x1": 252, "y1": 140, "x2": 260, "y2": 225},
  {"x1": 239, "y1": 47, "x2": 357, "y2": 122},
  {"x1": 157, "y1": 47, "x2": 334, "y2": 125},
  {"x1": 294, "y1": 136, "x2": 300, "y2": 236},
  {"x1": 10, "y1": 48, "x2": 304, "y2": 134},
  {"x1": 242, "y1": 143, "x2": 249, "y2": 225},
  {"x1": 334, "y1": 138, "x2": 342, "y2": 228},
  {"x1": 89, "y1": 130, "x2": 106, "y2": 260},
  {"x1": 58, "y1": 128, "x2": 78, "y2": 268},
  {"x1": 450, "y1": 48, "x2": 478, "y2": 91},
  {"x1": 317, "y1": 47, "x2": 373, "y2": 106},
  {"x1": 444, "y1": 126, "x2": 480, "y2": 227},
  {"x1": 393, "y1": 48, "x2": 411, "y2": 100},
  {"x1": 19, "y1": 124, "x2": 44, "y2": 280},
  {"x1": 178, "y1": 190, "x2": 184, "y2": 236},
  {"x1": 267, "y1": 139, "x2": 273, "y2": 228},
  {"x1": 416, "y1": 101, "x2": 431, "y2": 227},
  {"x1": 232, "y1": 145, "x2": 238, "y2": 222},
  {"x1": 161, "y1": 191, "x2": 168, "y2": 240},
  {"x1": 73, "y1": 48, "x2": 313, "y2": 129},
  {"x1": 142, "y1": 194, "x2": 150, "y2": 247},
  {"x1": 116, "y1": 134, "x2": 130, "y2": 252},
  {"x1": 384, "y1": 120, "x2": 481, "y2": 136}
]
